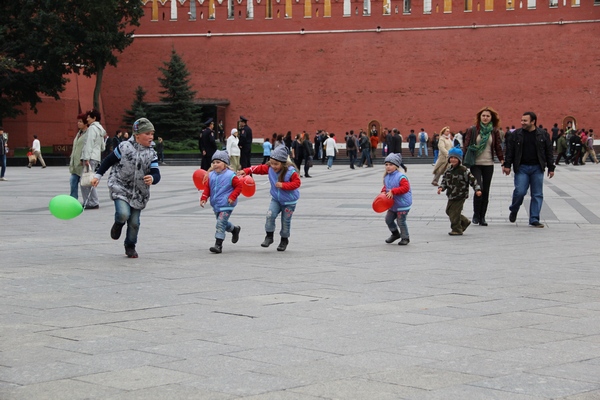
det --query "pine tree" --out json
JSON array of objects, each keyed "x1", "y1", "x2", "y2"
[
  {"x1": 152, "y1": 49, "x2": 202, "y2": 142},
  {"x1": 122, "y1": 86, "x2": 149, "y2": 129}
]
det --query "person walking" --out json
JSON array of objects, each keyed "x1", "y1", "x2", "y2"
[
  {"x1": 262, "y1": 138, "x2": 273, "y2": 164},
  {"x1": 418, "y1": 128, "x2": 429, "y2": 157},
  {"x1": 81, "y1": 109, "x2": 106, "y2": 209},
  {"x1": 239, "y1": 146, "x2": 301, "y2": 252},
  {"x1": 431, "y1": 132, "x2": 439, "y2": 165},
  {"x1": 584, "y1": 131, "x2": 598, "y2": 164},
  {"x1": 239, "y1": 116, "x2": 253, "y2": 168},
  {"x1": 68, "y1": 113, "x2": 88, "y2": 199},
  {"x1": 381, "y1": 153, "x2": 412, "y2": 246},
  {"x1": 463, "y1": 107, "x2": 505, "y2": 226},
  {"x1": 200, "y1": 150, "x2": 243, "y2": 254},
  {"x1": 200, "y1": 118, "x2": 217, "y2": 171},
  {"x1": 503, "y1": 111, "x2": 555, "y2": 228},
  {"x1": 555, "y1": 130, "x2": 568, "y2": 165},
  {"x1": 226, "y1": 128, "x2": 241, "y2": 172},
  {"x1": 431, "y1": 127, "x2": 454, "y2": 186},
  {"x1": 407, "y1": 130, "x2": 417, "y2": 157},
  {"x1": 358, "y1": 131, "x2": 372, "y2": 168},
  {"x1": 346, "y1": 130, "x2": 358, "y2": 169},
  {"x1": 28, "y1": 135, "x2": 47, "y2": 168},
  {"x1": 437, "y1": 148, "x2": 482, "y2": 236},
  {"x1": 0, "y1": 127, "x2": 7, "y2": 181},
  {"x1": 324, "y1": 133, "x2": 337, "y2": 169},
  {"x1": 90, "y1": 118, "x2": 161, "y2": 258}
]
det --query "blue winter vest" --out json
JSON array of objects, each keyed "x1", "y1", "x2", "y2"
[
  {"x1": 268, "y1": 166, "x2": 300, "y2": 205},
  {"x1": 384, "y1": 170, "x2": 412, "y2": 211},
  {"x1": 209, "y1": 169, "x2": 237, "y2": 212}
]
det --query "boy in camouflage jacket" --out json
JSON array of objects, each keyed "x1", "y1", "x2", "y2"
[{"x1": 437, "y1": 147, "x2": 481, "y2": 235}]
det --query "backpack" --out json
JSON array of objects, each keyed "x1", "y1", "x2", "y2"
[
  {"x1": 346, "y1": 136, "x2": 356, "y2": 149},
  {"x1": 420, "y1": 132, "x2": 427, "y2": 143}
]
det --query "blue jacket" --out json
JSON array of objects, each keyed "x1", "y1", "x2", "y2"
[
  {"x1": 268, "y1": 166, "x2": 300, "y2": 205},
  {"x1": 209, "y1": 169, "x2": 237, "y2": 212},
  {"x1": 384, "y1": 170, "x2": 412, "y2": 211}
]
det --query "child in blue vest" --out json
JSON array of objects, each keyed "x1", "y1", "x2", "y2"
[
  {"x1": 239, "y1": 145, "x2": 301, "y2": 251},
  {"x1": 382, "y1": 153, "x2": 412, "y2": 245},
  {"x1": 200, "y1": 150, "x2": 243, "y2": 253}
]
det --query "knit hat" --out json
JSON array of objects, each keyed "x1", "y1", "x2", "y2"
[
  {"x1": 271, "y1": 145, "x2": 289, "y2": 162},
  {"x1": 212, "y1": 150, "x2": 230, "y2": 165},
  {"x1": 384, "y1": 153, "x2": 403, "y2": 168},
  {"x1": 448, "y1": 147, "x2": 463, "y2": 162},
  {"x1": 132, "y1": 118, "x2": 154, "y2": 135},
  {"x1": 230, "y1": 128, "x2": 238, "y2": 136}
]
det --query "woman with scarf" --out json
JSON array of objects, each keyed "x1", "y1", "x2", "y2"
[{"x1": 463, "y1": 107, "x2": 504, "y2": 226}]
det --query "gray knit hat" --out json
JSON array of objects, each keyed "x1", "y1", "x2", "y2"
[
  {"x1": 132, "y1": 118, "x2": 155, "y2": 135},
  {"x1": 212, "y1": 150, "x2": 230, "y2": 165},
  {"x1": 271, "y1": 145, "x2": 289, "y2": 162},
  {"x1": 384, "y1": 153, "x2": 403, "y2": 168}
]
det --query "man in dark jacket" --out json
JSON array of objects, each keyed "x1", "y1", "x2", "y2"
[
  {"x1": 200, "y1": 118, "x2": 217, "y2": 170},
  {"x1": 503, "y1": 111, "x2": 555, "y2": 228},
  {"x1": 391, "y1": 128, "x2": 403, "y2": 155},
  {"x1": 238, "y1": 116, "x2": 252, "y2": 168}
]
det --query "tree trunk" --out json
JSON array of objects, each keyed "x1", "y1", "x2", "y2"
[{"x1": 93, "y1": 66, "x2": 104, "y2": 111}]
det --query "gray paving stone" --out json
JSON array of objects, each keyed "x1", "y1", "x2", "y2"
[{"x1": 2, "y1": 164, "x2": 600, "y2": 399}]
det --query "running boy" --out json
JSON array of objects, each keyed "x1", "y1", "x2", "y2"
[
  {"x1": 91, "y1": 118, "x2": 160, "y2": 258},
  {"x1": 382, "y1": 153, "x2": 412, "y2": 245},
  {"x1": 238, "y1": 145, "x2": 301, "y2": 251},
  {"x1": 437, "y1": 147, "x2": 481, "y2": 236},
  {"x1": 200, "y1": 150, "x2": 243, "y2": 254}
]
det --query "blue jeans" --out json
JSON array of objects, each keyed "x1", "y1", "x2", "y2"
[
  {"x1": 419, "y1": 142, "x2": 428, "y2": 157},
  {"x1": 348, "y1": 150, "x2": 357, "y2": 167},
  {"x1": 266, "y1": 199, "x2": 296, "y2": 238},
  {"x1": 359, "y1": 149, "x2": 372, "y2": 167},
  {"x1": 114, "y1": 199, "x2": 142, "y2": 247},
  {"x1": 385, "y1": 209, "x2": 410, "y2": 239},
  {"x1": 433, "y1": 149, "x2": 439, "y2": 164},
  {"x1": 327, "y1": 155, "x2": 334, "y2": 168},
  {"x1": 509, "y1": 164, "x2": 544, "y2": 225},
  {"x1": 70, "y1": 174, "x2": 80, "y2": 199},
  {"x1": 214, "y1": 210, "x2": 234, "y2": 240}
]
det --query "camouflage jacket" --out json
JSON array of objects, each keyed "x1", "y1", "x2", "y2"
[{"x1": 440, "y1": 164, "x2": 480, "y2": 200}]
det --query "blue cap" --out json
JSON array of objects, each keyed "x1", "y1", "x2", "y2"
[{"x1": 448, "y1": 147, "x2": 463, "y2": 162}]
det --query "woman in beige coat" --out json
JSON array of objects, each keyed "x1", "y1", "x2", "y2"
[{"x1": 431, "y1": 127, "x2": 454, "y2": 186}]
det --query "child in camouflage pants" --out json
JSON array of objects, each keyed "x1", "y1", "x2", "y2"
[{"x1": 437, "y1": 147, "x2": 481, "y2": 235}]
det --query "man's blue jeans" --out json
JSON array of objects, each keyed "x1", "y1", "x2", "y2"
[
  {"x1": 114, "y1": 199, "x2": 141, "y2": 247},
  {"x1": 419, "y1": 142, "x2": 428, "y2": 157},
  {"x1": 266, "y1": 199, "x2": 296, "y2": 238},
  {"x1": 509, "y1": 164, "x2": 544, "y2": 225}
]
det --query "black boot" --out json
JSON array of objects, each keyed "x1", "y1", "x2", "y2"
[
  {"x1": 261, "y1": 232, "x2": 274, "y2": 247},
  {"x1": 125, "y1": 245, "x2": 138, "y2": 258},
  {"x1": 479, "y1": 204, "x2": 488, "y2": 226},
  {"x1": 385, "y1": 230, "x2": 401, "y2": 244},
  {"x1": 472, "y1": 214, "x2": 480, "y2": 225},
  {"x1": 398, "y1": 238, "x2": 410, "y2": 246},
  {"x1": 277, "y1": 237, "x2": 289, "y2": 252},
  {"x1": 479, "y1": 216, "x2": 488, "y2": 226},
  {"x1": 210, "y1": 239, "x2": 223, "y2": 254},
  {"x1": 231, "y1": 226, "x2": 241, "y2": 243}
]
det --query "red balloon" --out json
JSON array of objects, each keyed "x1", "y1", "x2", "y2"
[
  {"x1": 193, "y1": 169, "x2": 207, "y2": 190},
  {"x1": 372, "y1": 193, "x2": 393, "y2": 213},
  {"x1": 241, "y1": 175, "x2": 256, "y2": 197}
]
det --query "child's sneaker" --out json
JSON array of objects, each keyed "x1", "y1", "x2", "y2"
[
  {"x1": 398, "y1": 238, "x2": 410, "y2": 245},
  {"x1": 448, "y1": 231, "x2": 463, "y2": 236},
  {"x1": 125, "y1": 245, "x2": 138, "y2": 258}
]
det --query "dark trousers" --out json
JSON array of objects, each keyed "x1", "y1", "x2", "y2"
[
  {"x1": 470, "y1": 165, "x2": 494, "y2": 220},
  {"x1": 556, "y1": 151, "x2": 568, "y2": 165},
  {"x1": 446, "y1": 198, "x2": 469, "y2": 233},
  {"x1": 240, "y1": 150, "x2": 251, "y2": 169},
  {"x1": 348, "y1": 149, "x2": 357, "y2": 168}
]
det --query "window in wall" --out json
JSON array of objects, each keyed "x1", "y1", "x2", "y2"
[
  {"x1": 247, "y1": 0, "x2": 254, "y2": 19},
  {"x1": 444, "y1": 0, "x2": 452, "y2": 12},
  {"x1": 527, "y1": 0, "x2": 536, "y2": 8},
  {"x1": 424, "y1": 0, "x2": 432, "y2": 13},
  {"x1": 266, "y1": 0, "x2": 273, "y2": 18},
  {"x1": 209, "y1": 0, "x2": 216, "y2": 19},
  {"x1": 228, "y1": 0, "x2": 235, "y2": 18},
  {"x1": 506, "y1": 0, "x2": 514, "y2": 9},
  {"x1": 595, "y1": 0, "x2": 600, "y2": 5},
  {"x1": 549, "y1": 0, "x2": 558, "y2": 6},
  {"x1": 151, "y1": 0, "x2": 159, "y2": 20},
  {"x1": 384, "y1": 0, "x2": 391, "y2": 15},
  {"x1": 189, "y1": 0, "x2": 197, "y2": 19},
  {"x1": 285, "y1": 0, "x2": 292, "y2": 17},
  {"x1": 364, "y1": 0, "x2": 371, "y2": 15},
  {"x1": 464, "y1": 0, "x2": 472, "y2": 11},
  {"x1": 571, "y1": 0, "x2": 580, "y2": 5},
  {"x1": 171, "y1": 0, "x2": 177, "y2": 20},
  {"x1": 304, "y1": 0, "x2": 311, "y2": 17},
  {"x1": 404, "y1": 0, "x2": 411, "y2": 13},
  {"x1": 324, "y1": 0, "x2": 332, "y2": 16},
  {"x1": 485, "y1": 0, "x2": 493, "y2": 9},
  {"x1": 343, "y1": 0, "x2": 351, "y2": 15}
]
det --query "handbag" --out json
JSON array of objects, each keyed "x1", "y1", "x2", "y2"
[
  {"x1": 462, "y1": 128, "x2": 477, "y2": 167},
  {"x1": 27, "y1": 152, "x2": 37, "y2": 164},
  {"x1": 307, "y1": 156, "x2": 313, "y2": 168},
  {"x1": 80, "y1": 165, "x2": 94, "y2": 187}
]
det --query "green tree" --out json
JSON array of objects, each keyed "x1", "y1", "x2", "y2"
[
  {"x1": 152, "y1": 49, "x2": 202, "y2": 142},
  {"x1": 122, "y1": 86, "x2": 149, "y2": 129},
  {"x1": 0, "y1": 0, "x2": 142, "y2": 124}
]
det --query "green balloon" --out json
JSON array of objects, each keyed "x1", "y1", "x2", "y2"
[{"x1": 49, "y1": 194, "x2": 84, "y2": 220}]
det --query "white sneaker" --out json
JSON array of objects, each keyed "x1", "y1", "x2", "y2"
[{"x1": 0, "y1": 177, "x2": 5, "y2": 181}]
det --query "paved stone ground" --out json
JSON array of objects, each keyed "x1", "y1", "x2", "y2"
[{"x1": 1, "y1": 161, "x2": 600, "y2": 400}]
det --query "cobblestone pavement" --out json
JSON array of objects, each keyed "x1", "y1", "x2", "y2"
[{"x1": 1, "y1": 162, "x2": 600, "y2": 400}]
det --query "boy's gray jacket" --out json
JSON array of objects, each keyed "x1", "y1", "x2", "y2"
[{"x1": 108, "y1": 139, "x2": 157, "y2": 210}]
